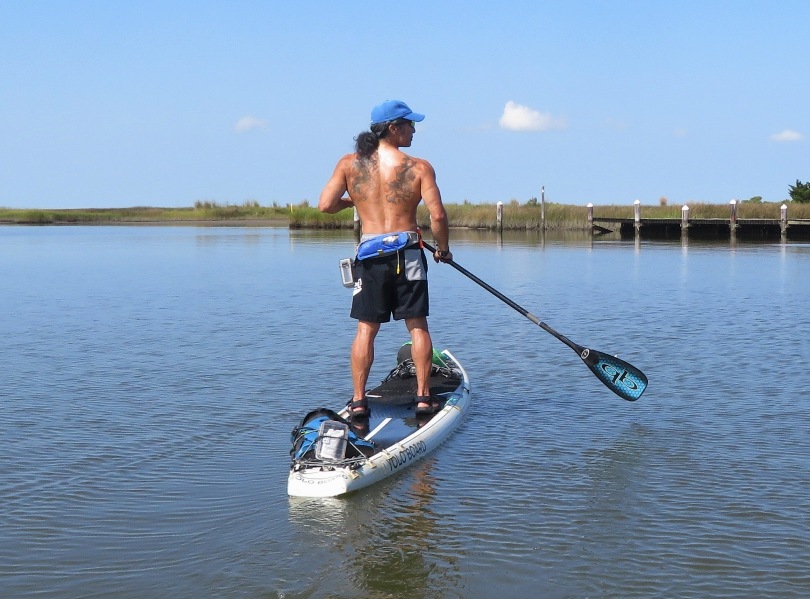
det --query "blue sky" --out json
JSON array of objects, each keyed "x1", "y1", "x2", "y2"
[{"x1": 1, "y1": 0, "x2": 807, "y2": 209}]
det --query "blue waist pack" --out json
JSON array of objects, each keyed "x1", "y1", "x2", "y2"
[{"x1": 356, "y1": 231, "x2": 420, "y2": 261}]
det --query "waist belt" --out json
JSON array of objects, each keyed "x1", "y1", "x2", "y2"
[{"x1": 356, "y1": 231, "x2": 420, "y2": 261}]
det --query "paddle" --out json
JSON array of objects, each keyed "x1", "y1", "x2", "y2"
[{"x1": 423, "y1": 241, "x2": 648, "y2": 401}]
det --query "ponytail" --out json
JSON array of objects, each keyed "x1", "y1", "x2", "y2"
[
  {"x1": 354, "y1": 122, "x2": 390, "y2": 159},
  {"x1": 355, "y1": 131, "x2": 378, "y2": 159}
]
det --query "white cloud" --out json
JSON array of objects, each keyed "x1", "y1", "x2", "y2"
[
  {"x1": 604, "y1": 118, "x2": 629, "y2": 131},
  {"x1": 770, "y1": 129, "x2": 803, "y2": 142},
  {"x1": 499, "y1": 101, "x2": 567, "y2": 132},
  {"x1": 235, "y1": 116, "x2": 268, "y2": 133}
]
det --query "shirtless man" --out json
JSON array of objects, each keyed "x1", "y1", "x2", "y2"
[{"x1": 319, "y1": 100, "x2": 452, "y2": 419}]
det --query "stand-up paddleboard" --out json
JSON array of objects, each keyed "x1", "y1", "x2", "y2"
[{"x1": 288, "y1": 345, "x2": 471, "y2": 498}]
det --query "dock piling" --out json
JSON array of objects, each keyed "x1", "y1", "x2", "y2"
[
  {"x1": 541, "y1": 186, "x2": 546, "y2": 231},
  {"x1": 729, "y1": 200, "x2": 738, "y2": 233},
  {"x1": 681, "y1": 204, "x2": 690, "y2": 241},
  {"x1": 590, "y1": 199, "x2": 807, "y2": 241}
]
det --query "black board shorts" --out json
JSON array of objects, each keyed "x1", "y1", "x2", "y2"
[{"x1": 350, "y1": 247, "x2": 429, "y2": 323}]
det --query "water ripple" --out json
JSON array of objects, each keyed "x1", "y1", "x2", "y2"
[{"x1": 3, "y1": 229, "x2": 810, "y2": 598}]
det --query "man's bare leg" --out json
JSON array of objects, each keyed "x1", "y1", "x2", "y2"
[
  {"x1": 406, "y1": 317, "x2": 433, "y2": 403},
  {"x1": 350, "y1": 321, "x2": 380, "y2": 412}
]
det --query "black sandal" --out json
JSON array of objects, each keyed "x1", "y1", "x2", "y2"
[
  {"x1": 414, "y1": 395, "x2": 441, "y2": 416},
  {"x1": 347, "y1": 397, "x2": 370, "y2": 418}
]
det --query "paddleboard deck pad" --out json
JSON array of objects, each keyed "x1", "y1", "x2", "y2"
[{"x1": 287, "y1": 345, "x2": 471, "y2": 497}]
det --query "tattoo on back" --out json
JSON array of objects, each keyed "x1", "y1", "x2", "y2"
[
  {"x1": 386, "y1": 158, "x2": 416, "y2": 204},
  {"x1": 350, "y1": 158, "x2": 377, "y2": 200}
]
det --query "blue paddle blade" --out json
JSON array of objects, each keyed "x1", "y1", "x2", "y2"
[{"x1": 581, "y1": 349, "x2": 648, "y2": 401}]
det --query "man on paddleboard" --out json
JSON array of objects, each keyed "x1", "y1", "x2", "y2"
[{"x1": 319, "y1": 99, "x2": 452, "y2": 419}]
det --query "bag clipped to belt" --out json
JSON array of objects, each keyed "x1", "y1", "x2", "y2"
[{"x1": 356, "y1": 231, "x2": 419, "y2": 261}]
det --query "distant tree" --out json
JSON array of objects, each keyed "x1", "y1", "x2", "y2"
[
  {"x1": 526, "y1": 197, "x2": 538, "y2": 206},
  {"x1": 659, "y1": 196, "x2": 668, "y2": 206},
  {"x1": 788, "y1": 180, "x2": 810, "y2": 203},
  {"x1": 744, "y1": 196, "x2": 763, "y2": 203}
]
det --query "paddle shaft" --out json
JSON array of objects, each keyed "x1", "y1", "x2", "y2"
[
  {"x1": 423, "y1": 241, "x2": 583, "y2": 354},
  {"x1": 423, "y1": 240, "x2": 648, "y2": 401}
]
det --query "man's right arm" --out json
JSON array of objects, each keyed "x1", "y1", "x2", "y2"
[{"x1": 319, "y1": 156, "x2": 354, "y2": 214}]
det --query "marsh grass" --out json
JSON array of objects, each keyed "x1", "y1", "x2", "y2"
[
  {"x1": 288, "y1": 202, "x2": 353, "y2": 229},
  {"x1": 431, "y1": 201, "x2": 589, "y2": 230},
  {"x1": 288, "y1": 200, "x2": 810, "y2": 229},
  {"x1": 592, "y1": 202, "x2": 810, "y2": 220},
  {"x1": 3, "y1": 200, "x2": 808, "y2": 227},
  {"x1": 0, "y1": 202, "x2": 289, "y2": 225}
]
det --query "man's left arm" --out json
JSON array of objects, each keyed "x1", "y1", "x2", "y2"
[{"x1": 420, "y1": 161, "x2": 451, "y2": 262}]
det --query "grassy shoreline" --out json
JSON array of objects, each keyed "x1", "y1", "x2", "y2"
[
  {"x1": 0, "y1": 203, "x2": 290, "y2": 226},
  {"x1": 2, "y1": 200, "x2": 807, "y2": 229}
]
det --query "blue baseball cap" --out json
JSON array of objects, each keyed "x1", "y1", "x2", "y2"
[{"x1": 370, "y1": 100, "x2": 425, "y2": 125}]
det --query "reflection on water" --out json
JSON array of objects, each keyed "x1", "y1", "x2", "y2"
[
  {"x1": 286, "y1": 461, "x2": 459, "y2": 599},
  {"x1": 349, "y1": 466, "x2": 449, "y2": 599},
  {"x1": 2, "y1": 226, "x2": 810, "y2": 598}
]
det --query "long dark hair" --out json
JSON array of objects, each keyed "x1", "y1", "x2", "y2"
[{"x1": 354, "y1": 121, "x2": 398, "y2": 159}]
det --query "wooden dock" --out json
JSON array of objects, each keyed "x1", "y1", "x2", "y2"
[{"x1": 588, "y1": 201, "x2": 810, "y2": 240}]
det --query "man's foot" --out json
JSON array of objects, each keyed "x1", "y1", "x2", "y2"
[
  {"x1": 349, "y1": 417, "x2": 370, "y2": 437},
  {"x1": 347, "y1": 397, "x2": 370, "y2": 418},
  {"x1": 415, "y1": 395, "x2": 441, "y2": 416}
]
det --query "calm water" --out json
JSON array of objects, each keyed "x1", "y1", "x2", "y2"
[{"x1": 2, "y1": 226, "x2": 809, "y2": 598}]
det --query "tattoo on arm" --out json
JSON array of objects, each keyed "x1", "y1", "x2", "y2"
[{"x1": 386, "y1": 158, "x2": 416, "y2": 204}]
